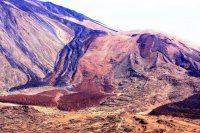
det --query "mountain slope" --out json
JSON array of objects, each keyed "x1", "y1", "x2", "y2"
[
  {"x1": 0, "y1": 0, "x2": 110, "y2": 91},
  {"x1": 0, "y1": 0, "x2": 200, "y2": 132}
]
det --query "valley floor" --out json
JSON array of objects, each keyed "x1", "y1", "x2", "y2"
[{"x1": 0, "y1": 103, "x2": 200, "y2": 133}]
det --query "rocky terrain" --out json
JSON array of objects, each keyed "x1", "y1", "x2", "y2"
[
  {"x1": 0, "y1": 105, "x2": 200, "y2": 133},
  {"x1": 0, "y1": 0, "x2": 200, "y2": 132}
]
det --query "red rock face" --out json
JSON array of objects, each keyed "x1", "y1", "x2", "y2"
[{"x1": 136, "y1": 33, "x2": 200, "y2": 71}]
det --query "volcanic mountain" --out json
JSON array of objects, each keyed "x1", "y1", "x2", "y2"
[{"x1": 0, "y1": 0, "x2": 200, "y2": 132}]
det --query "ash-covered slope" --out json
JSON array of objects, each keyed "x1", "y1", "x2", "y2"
[
  {"x1": 0, "y1": 0, "x2": 200, "y2": 114},
  {"x1": 0, "y1": 0, "x2": 108, "y2": 91}
]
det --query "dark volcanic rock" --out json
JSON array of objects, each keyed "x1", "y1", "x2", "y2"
[
  {"x1": 157, "y1": 75, "x2": 179, "y2": 86},
  {"x1": 57, "y1": 92, "x2": 109, "y2": 111},
  {"x1": 150, "y1": 93, "x2": 200, "y2": 119},
  {"x1": 46, "y1": 29, "x2": 106, "y2": 87}
]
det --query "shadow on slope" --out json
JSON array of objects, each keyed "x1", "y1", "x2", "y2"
[{"x1": 149, "y1": 93, "x2": 200, "y2": 119}]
